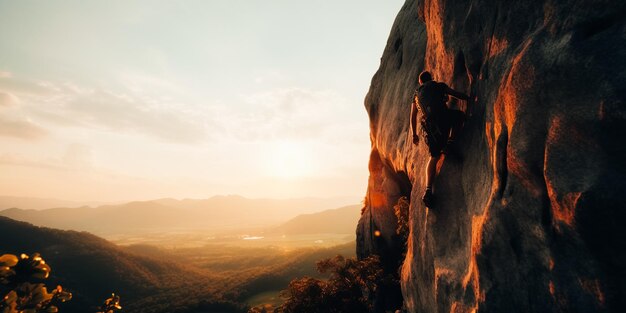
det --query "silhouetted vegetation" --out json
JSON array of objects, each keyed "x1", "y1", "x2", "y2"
[
  {"x1": 394, "y1": 196, "x2": 409, "y2": 253},
  {"x1": 0, "y1": 253, "x2": 124, "y2": 313},
  {"x1": 96, "y1": 294, "x2": 122, "y2": 313},
  {"x1": 0, "y1": 253, "x2": 72, "y2": 313},
  {"x1": 261, "y1": 255, "x2": 388, "y2": 313}
]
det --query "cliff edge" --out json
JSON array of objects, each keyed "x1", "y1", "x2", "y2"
[{"x1": 357, "y1": 0, "x2": 626, "y2": 312}]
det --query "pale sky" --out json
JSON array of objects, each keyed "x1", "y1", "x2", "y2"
[{"x1": 0, "y1": 0, "x2": 403, "y2": 202}]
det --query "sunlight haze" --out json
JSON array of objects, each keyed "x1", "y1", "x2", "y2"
[{"x1": 0, "y1": 0, "x2": 403, "y2": 202}]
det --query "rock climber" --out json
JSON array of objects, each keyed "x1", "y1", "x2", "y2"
[{"x1": 411, "y1": 70, "x2": 470, "y2": 207}]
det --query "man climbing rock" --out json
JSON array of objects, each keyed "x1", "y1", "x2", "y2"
[{"x1": 411, "y1": 71, "x2": 470, "y2": 207}]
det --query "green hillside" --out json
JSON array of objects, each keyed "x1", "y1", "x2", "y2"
[{"x1": 0, "y1": 217, "x2": 242, "y2": 313}]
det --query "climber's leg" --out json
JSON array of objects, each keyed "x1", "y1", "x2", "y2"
[
  {"x1": 423, "y1": 155, "x2": 439, "y2": 206},
  {"x1": 426, "y1": 155, "x2": 438, "y2": 189}
]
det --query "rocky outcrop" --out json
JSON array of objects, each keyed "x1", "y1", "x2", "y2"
[{"x1": 356, "y1": 0, "x2": 626, "y2": 312}]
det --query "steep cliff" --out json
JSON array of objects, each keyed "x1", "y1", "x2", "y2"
[{"x1": 356, "y1": 0, "x2": 626, "y2": 312}]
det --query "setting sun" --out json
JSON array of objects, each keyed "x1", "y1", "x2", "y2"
[{"x1": 266, "y1": 141, "x2": 318, "y2": 178}]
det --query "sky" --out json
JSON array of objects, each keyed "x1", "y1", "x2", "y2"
[{"x1": 0, "y1": 0, "x2": 404, "y2": 202}]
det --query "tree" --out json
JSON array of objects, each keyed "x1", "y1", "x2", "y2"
[
  {"x1": 0, "y1": 253, "x2": 122, "y2": 313},
  {"x1": 275, "y1": 255, "x2": 386, "y2": 313},
  {"x1": 394, "y1": 196, "x2": 409, "y2": 254},
  {"x1": 96, "y1": 294, "x2": 122, "y2": 313},
  {"x1": 0, "y1": 253, "x2": 72, "y2": 313}
]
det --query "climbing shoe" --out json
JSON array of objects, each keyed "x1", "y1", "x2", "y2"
[{"x1": 422, "y1": 188, "x2": 434, "y2": 207}]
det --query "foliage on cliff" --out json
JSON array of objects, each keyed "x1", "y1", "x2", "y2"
[
  {"x1": 0, "y1": 253, "x2": 126, "y2": 313},
  {"x1": 257, "y1": 255, "x2": 391, "y2": 313},
  {"x1": 0, "y1": 253, "x2": 72, "y2": 313}
]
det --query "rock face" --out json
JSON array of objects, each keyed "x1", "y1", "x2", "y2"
[{"x1": 356, "y1": 0, "x2": 626, "y2": 312}]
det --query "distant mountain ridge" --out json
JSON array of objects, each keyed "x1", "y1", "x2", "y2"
[
  {"x1": 0, "y1": 195, "x2": 356, "y2": 236},
  {"x1": 271, "y1": 205, "x2": 361, "y2": 235},
  {"x1": 0, "y1": 196, "x2": 110, "y2": 211}
]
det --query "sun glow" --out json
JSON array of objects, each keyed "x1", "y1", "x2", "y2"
[{"x1": 266, "y1": 141, "x2": 318, "y2": 178}]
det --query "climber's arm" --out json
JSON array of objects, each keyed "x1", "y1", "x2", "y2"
[{"x1": 445, "y1": 86, "x2": 470, "y2": 101}]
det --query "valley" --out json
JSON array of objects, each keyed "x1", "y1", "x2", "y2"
[{"x1": 0, "y1": 197, "x2": 362, "y2": 312}]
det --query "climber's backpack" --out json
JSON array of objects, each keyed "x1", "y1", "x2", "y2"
[{"x1": 415, "y1": 81, "x2": 448, "y2": 148}]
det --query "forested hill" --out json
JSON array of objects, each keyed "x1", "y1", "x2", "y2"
[{"x1": 0, "y1": 217, "x2": 243, "y2": 313}]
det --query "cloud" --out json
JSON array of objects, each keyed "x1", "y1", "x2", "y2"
[
  {"x1": 1, "y1": 78, "x2": 209, "y2": 144},
  {"x1": 62, "y1": 143, "x2": 94, "y2": 169},
  {"x1": 0, "y1": 71, "x2": 12, "y2": 79},
  {"x1": 213, "y1": 87, "x2": 368, "y2": 144},
  {"x1": 0, "y1": 153, "x2": 64, "y2": 171},
  {"x1": 63, "y1": 89, "x2": 207, "y2": 143},
  {"x1": 0, "y1": 75, "x2": 366, "y2": 146},
  {"x1": 0, "y1": 143, "x2": 93, "y2": 171},
  {"x1": 0, "y1": 91, "x2": 19, "y2": 107},
  {"x1": 0, "y1": 116, "x2": 47, "y2": 140},
  {"x1": 0, "y1": 83, "x2": 46, "y2": 140}
]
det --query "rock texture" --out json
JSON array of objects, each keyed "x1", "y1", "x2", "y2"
[{"x1": 356, "y1": 0, "x2": 626, "y2": 312}]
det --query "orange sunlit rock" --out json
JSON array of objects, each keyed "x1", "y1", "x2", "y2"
[
  {"x1": 485, "y1": 122, "x2": 494, "y2": 149},
  {"x1": 579, "y1": 278, "x2": 605, "y2": 307},
  {"x1": 487, "y1": 36, "x2": 509, "y2": 59},
  {"x1": 461, "y1": 211, "x2": 488, "y2": 310},
  {"x1": 434, "y1": 266, "x2": 453, "y2": 292},
  {"x1": 436, "y1": 155, "x2": 446, "y2": 173},
  {"x1": 450, "y1": 301, "x2": 478, "y2": 313},
  {"x1": 424, "y1": 0, "x2": 454, "y2": 80},
  {"x1": 369, "y1": 191, "x2": 388, "y2": 208},
  {"x1": 549, "y1": 191, "x2": 581, "y2": 227}
]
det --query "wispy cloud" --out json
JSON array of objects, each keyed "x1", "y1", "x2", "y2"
[
  {"x1": 0, "y1": 116, "x2": 47, "y2": 140},
  {"x1": 0, "y1": 91, "x2": 19, "y2": 107},
  {"x1": 0, "y1": 71, "x2": 12, "y2": 79},
  {"x1": 0, "y1": 144, "x2": 93, "y2": 171},
  {"x1": 63, "y1": 89, "x2": 207, "y2": 143},
  {"x1": 0, "y1": 89, "x2": 47, "y2": 140},
  {"x1": 212, "y1": 87, "x2": 367, "y2": 143},
  {"x1": 0, "y1": 75, "x2": 210, "y2": 144},
  {"x1": 0, "y1": 72, "x2": 369, "y2": 150}
]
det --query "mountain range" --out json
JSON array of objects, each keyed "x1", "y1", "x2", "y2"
[
  {"x1": 269, "y1": 204, "x2": 361, "y2": 235},
  {"x1": 0, "y1": 196, "x2": 110, "y2": 211},
  {"x1": 0, "y1": 195, "x2": 357, "y2": 236}
]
